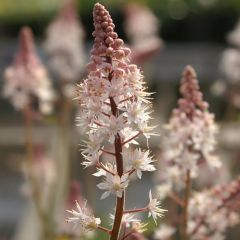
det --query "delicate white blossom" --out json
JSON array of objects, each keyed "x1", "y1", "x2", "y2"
[
  {"x1": 97, "y1": 173, "x2": 129, "y2": 199},
  {"x1": 66, "y1": 200, "x2": 101, "y2": 233},
  {"x1": 124, "y1": 148, "x2": 155, "y2": 179},
  {"x1": 147, "y1": 190, "x2": 167, "y2": 224}
]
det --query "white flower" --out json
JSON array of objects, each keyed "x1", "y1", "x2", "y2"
[
  {"x1": 82, "y1": 131, "x2": 104, "y2": 156},
  {"x1": 124, "y1": 148, "x2": 155, "y2": 179},
  {"x1": 120, "y1": 127, "x2": 139, "y2": 147},
  {"x1": 82, "y1": 152, "x2": 102, "y2": 168},
  {"x1": 154, "y1": 224, "x2": 176, "y2": 240},
  {"x1": 147, "y1": 190, "x2": 167, "y2": 224},
  {"x1": 97, "y1": 173, "x2": 129, "y2": 199},
  {"x1": 93, "y1": 163, "x2": 117, "y2": 177},
  {"x1": 66, "y1": 200, "x2": 101, "y2": 233},
  {"x1": 105, "y1": 115, "x2": 126, "y2": 143},
  {"x1": 123, "y1": 102, "x2": 151, "y2": 124}
]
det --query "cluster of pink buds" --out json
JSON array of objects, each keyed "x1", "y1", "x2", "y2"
[
  {"x1": 187, "y1": 176, "x2": 240, "y2": 240},
  {"x1": 157, "y1": 65, "x2": 221, "y2": 199},
  {"x1": 3, "y1": 27, "x2": 55, "y2": 114},
  {"x1": 67, "y1": 3, "x2": 166, "y2": 239},
  {"x1": 44, "y1": 0, "x2": 85, "y2": 84}
]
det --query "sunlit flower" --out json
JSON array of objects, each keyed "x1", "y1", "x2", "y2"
[
  {"x1": 147, "y1": 190, "x2": 167, "y2": 224},
  {"x1": 124, "y1": 148, "x2": 155, "y2": 179},
  {"x1": 66, "y1": 200, "x2": 101, "y2": 233},
  {"x1": 70, "y1": 3, "x2": 162, "y2": 237},
  {"x1": 97, "y1": 173, "x2": 129, "y2": 199}
]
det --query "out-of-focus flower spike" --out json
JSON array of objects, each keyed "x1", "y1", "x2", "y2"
[
  {"x1": 3, "y1": 27, "x2": 55, "y2": 114},
  {"x1": 156, "y1": 65, "x2": 221, "y2": 199},
  {"x1": 44, "y1": 0, "x2": 85, "y2": 85},
  {"x1": 188, "y1": 177, "x2": 240, "y2": 239},
  {"x1": 124, "y1": 3, "x2": 163, "y2": 64},
  {"x1": 179, "y1": 65, "x2": 209, "y2": 114}
]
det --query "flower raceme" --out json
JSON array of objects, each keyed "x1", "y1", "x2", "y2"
[
  {"x1": 66, "y1": 200, "x2": 101, "y2": 233},
  {"x1": 67, "y1": 3, "x2": 165, "y2": 239}
]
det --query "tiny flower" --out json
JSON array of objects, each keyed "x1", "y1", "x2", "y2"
[
  {"x1": 123, "y1": 102, "x2": 151, "y2": 125},
  {"x1": 66, "y1": 200, "x2": 101, "y2": 233},
  {"x1": 105, "y1": 115, "x2": 126, "y2": 143},
  {"x1": 147, "y1": 190, "x2": 167, "y2": 224},
  {"x1": 97, "y1": 173, "x2": 129, "y2": 199},
  {"x1": 124, "y1": 148, "x2": 155, "y2": 179},
  {"x1": 122, "y1": 214, "x2": 141, "y2": 228},
  {"x1": 93, "y1": 163, "x2": 116, "y2": 177},
  {"x1": 82, "y1": 151, "x2": 101, "y2": 168}
]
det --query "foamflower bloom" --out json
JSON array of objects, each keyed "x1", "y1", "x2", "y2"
[
  {"x1": 147, "y1": 190, "x2": 167, "y2": 224},
  {"x1": 67, "y1": 3, "x2": 165, "y2": 238},
  {"x1": 66, "y1": 200, "x2": 101, "y2": 233},
  {"x1": 97, "y1": 173, "x2": 129, "y2": 199},
  {"x1": 124, "y1": 148, "x2": 155, "y2": 179}
]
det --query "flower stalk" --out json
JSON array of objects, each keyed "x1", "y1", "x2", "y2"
[
  {"x1": 66, "y1": 2, "x2": 166, "y2": 239},
  {"x1": 182, "y1": 169, "x2": 191, "y2": 240}
]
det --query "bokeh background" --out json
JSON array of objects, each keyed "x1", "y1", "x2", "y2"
[{"x1": 0, "y1": 0, "x2": 240, "y2": 239}]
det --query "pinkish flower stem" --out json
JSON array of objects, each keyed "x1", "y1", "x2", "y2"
[
  {"x1": 124, "y1": 207, "x2": 147, "y2": 214},
  {"x1": 101, "y1": 148, "x2": 116, "y2": 156},
  {"x1": 96, "y1": 162, "x2": 115, "y2": 176},
  {"x1": 122, "y1": 131, "x2": 142, "y2": 146},
  {"x1": 182, "y1": 169, "x2": 191, "y2": 240},
  {"x1": 107, "y1": 60, "x2": 125, "y2": 240},
  {"x1": 98, "y1": 225, "x2": 112, "y2": 235},
  {"x1": 169, "y1": 192, "x2": 184, "y2": 207},
  {"x1": 121, "y1": 230, "x2": 135, "y2": 240},
  {"x1": 110, "y1": 109, "x2": 125, "y2": 240}
]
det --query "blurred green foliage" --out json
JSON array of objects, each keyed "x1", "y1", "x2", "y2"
[
  {"x1": 0, "y1": 0, "x2": 62, "y2": 21},
  {"x1": 0, "y1": 0, "x2": 239, "y2": 42},
  {"x1": 0, "y1": 0, "x2": 240, "y2": 22}
]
